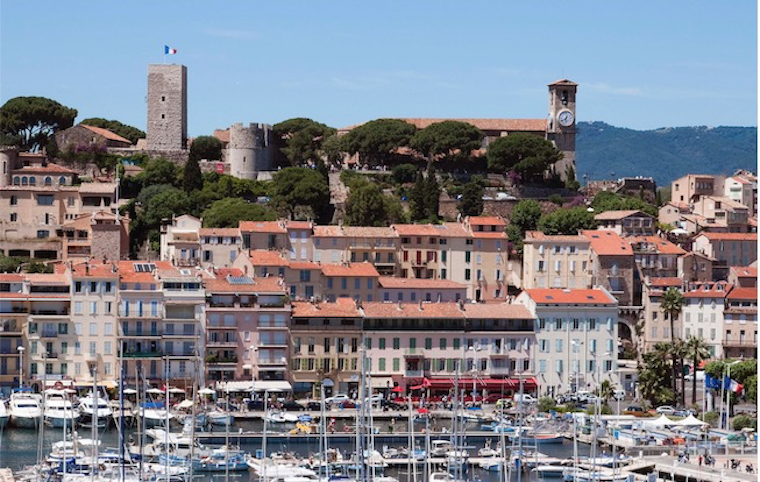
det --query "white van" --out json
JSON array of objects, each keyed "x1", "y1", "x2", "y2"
[{"x1": 513, "y1": 394, "x2": 536, "y2": 404}]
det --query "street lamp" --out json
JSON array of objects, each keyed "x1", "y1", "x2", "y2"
[
  {"x1": 468, "y1": 344, "x2": 482, "y2": 402},
  {"x1": 571, "y1": 340, "x2": 583, "y2": 393},
  {"x1": 249, "y1": 346, "x2": 258, "y2": 401},
  {"x1": 17, "y1": 345, "x2": 25, "y2": 389}
]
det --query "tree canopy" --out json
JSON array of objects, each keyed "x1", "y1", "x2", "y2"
[
  {"x1": 537, "y1": 206, "x2": 597, "y2": 235},
  {"x1": 273, "y1": 118, "x2": 336, "y2": 166},
  {"x1": 591, "y1": 190, "x2": 658, "y2": 217},
  {"x1": 507, "y1": 199, "x2": 543, "y2": 254},
  {"x1": 271, "y1": 167, "x2": 330, "y2": 221},
  {"x1": 142, "y1": 188, "x2": 191, "y2": 228},
  {"x1": 0, "y1": 96, "x2": 77, "y2": 151},
  {"x1": 202, "y1": 198, "x2": 276, "y2": 228},
  {"x1": 410, "y1": 120, "x2": 483, "y2": 162},
  {"x1": 409, "y1": 164, "x2": 441, "y2": 222},
  {"x1": 189, "y1": 135, "x2": 222, "y2": 162},
  {"x1": 487, "y1": 133, "x2": 562, "y2": 182},
  {"x1": 79, "y1": 117, "x2": 145, "y2": 144},
  {"x1": 344, "y1": 182, "x2": 406, "y2": 227},
  {"x1": 141, "y1": 157, "x2": 181, "y2": 186},
  {"x1": 458, "y1": 179, "x2": 484, "y2": 217},
  {"x1": 342, "y1": 119, "x2": 416, "y2": 165},
  {"x1": 183, "y1": 157, "x2": 204, "y2": 193}
]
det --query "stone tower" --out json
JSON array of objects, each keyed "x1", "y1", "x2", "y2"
[
  {"x1": 146, "y1": 64, "x2": 187, "y2": 150},
  {"x1": 546, "y1": 79, "x2": 577, "y2": 181},
  {"x1": 227, "y1": 122, "x2": 273, "y2": 180}
]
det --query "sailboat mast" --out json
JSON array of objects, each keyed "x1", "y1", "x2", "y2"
[
  {"x1": 119, "y1": 360, "x2": 125, "y2": 482},
  {"x1": 91, "y1": 366, "x2": 98, "y2": 482},
  {"x1": 188, "y1": 352, "x2": 198, "y2": 482},
  {"x1": 164, "y1": 361, "x2": 169, "y2": 482}
]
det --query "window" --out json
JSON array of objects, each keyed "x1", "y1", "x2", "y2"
[
  {"x1": 89, "y1": 323, "x2": 97, "y2": 336},
  {"x1": 393, "y1": 338, "x2": 400, "y2": 350},
  {"x1": 378, "y1": 338, "x2": 386, "y2": 350},
  {"x1": 10, "y1": 195, "x2": 17, "y2": 206},
  {"x1": 555, "y1": 339, "x2": 563, "y2": 353},
  {"x1": 393, "y1": 358, "x2": 400, "y2": 371},
  {"x1": 425, "y1": 338, "x2": 432, "y2": 349},
  {"x1": 37, "y1": 195, "x2": 54, "y2": 205},
  {"x1": 440, "y1": 338, "x2": 447, "y2": 349},
  {"x1": 90, "y1": 302, "x2": 97, "y2": 315},
  {"x1": 89, "y1": 342, "x2": 96, "y2": 355},
  {"x1": 37, "y1": 230, "x2": 49, "y2": 239},
  {"x1": 9, "y1": 213, "x2": 16, "y2": 222},
  {"x1": 74, "y1": 302, "x2": 83, "y2": 315},
  {"x1": 465, "y1": 269, "x2": 471, "y2": 281},
  {"x1": 465, "y1": 252, "x2": 471, "y2": 263},
  {"x1": 104, "y1": 342, "x2": 112, "y2": 355},
  {"x1": 555, "y1": 318, "x2": 563, "y2": 330},
  {"x1": 539, "y1": 360, "x2": 547, "y2": 374},
  {"x1": 379, "y1": 358, "x2": 386, "y2": 371}
]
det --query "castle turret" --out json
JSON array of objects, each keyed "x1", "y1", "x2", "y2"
[{"x1": 227, "y1": 122, "x2": 273, "y2": 180}]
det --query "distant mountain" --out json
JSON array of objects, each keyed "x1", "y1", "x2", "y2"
[{"x1": 576, "y1": 121, "x2": 757, "y2": 186}]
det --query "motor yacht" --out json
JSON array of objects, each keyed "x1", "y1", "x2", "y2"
[
  {"x1": 44, "y1": 389, "x2": 80, "y2": 428},
  {"x1": 9, "y1": 388, "x2": 42, "y2": 428}
]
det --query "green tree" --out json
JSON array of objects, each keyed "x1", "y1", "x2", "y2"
[
  {"x1": 459, "y1": 179, "x2": 484, "y2": 217},
  {"x1": 273, "y1": 118, "x2": 336, "y2": 166},
  {"x1": 141, "y1": 157, "x2": 180, "y2": 187},
  {"x1": 271, "y1": 167, "x2": 330, "y2": 221},
  {"x1": 507, "y1": 200, "x2": 543, "y2": 254},
  {"x1": 732, "y1": 414, "x2": 757, "y2": 431},
  {"x1": 137, "y1": 184, "x2": 176, "y2": 208},
  {"x1": 342, "y1": 119, "x2": 416, "y2": 166},
  {"x1": 423, "y1": 164, "x2": 441, "y2": 220},
  {"x1": 189, "y1": 135, "x2": 222, "y2": 162},
  {"x1": 599, "y1": 380, "x2": 614, "y2": 402},
  {"x1": 685, "y1": 335, "x2": 711, "y2": 405},
  {"x1": 320, "y1": 134, "x2": 345, "y2": 167},
  {"x1": 410, "y1": 120, "x2": 484, "y2": 162},
  {"x1": 672, "y1": 339, "x2": 689, "y2": 407},
  {"x1": 391, "y1": 163, "x2": 418, "y2": 185},
  {"x1": 537, "y1": 397, "x2": 556, "y2": 413},
  {"x1": 79, "y1": 117, "x2": 145, "y2": 144},
  {"x1": 344, "y1": 183, "x2": 405, "y2": 227},
  {"x1": 537, "y1": 206, "x2": 597, "y2": 235},
  {"x1": 486, "y1": 133, "x2": 562, "y2": 182},
  {"x1": 409, "y1": 172, "x2": 427, "y2": 222},
  {"x1": 142, "y1": 188, "x2": 191, "y2": 228},
  {"x1": 202, "y1": 198, "x2": 276, "y2": 228},
  {"x1": 661, "y1": 287, "x2": 684, "y2": 405},
  {"x1": 183, "y1": 157, "x2": 204, "y2": 193},
  {"x1": 638, "y1": 343, "x2": 675, "y2": 406},
  {"x1": 0, "y1": 96, "x2": 77, "y2": 151},
  {"x1": 591, "y1": 191, "x2": 658, "y2": 217}
]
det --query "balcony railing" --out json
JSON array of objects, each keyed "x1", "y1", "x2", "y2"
[
  {"x1": 258, "y1": 357, "x2": 287, "y2": 365},
  {"x1": 723, "y1": 339, "x2": 757, "y2": 347},
  {"x1": 122, "y1": 350, "x2": 163, "y2": 358},
  {"x1": 30, "y1": 310, "x2": 69, "y2": 316}
]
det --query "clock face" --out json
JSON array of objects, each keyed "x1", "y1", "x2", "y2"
[{"x1": 558, "y1": 110, "x2": 575, "y2": 127}]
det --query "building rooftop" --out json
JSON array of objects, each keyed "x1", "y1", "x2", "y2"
[
  {"x1": 629, "y1": 236, "x2": 686, "y2": 255},
  {"x1": 581, "y1": 230, "x2": 631, "y2": 256},
  {"x1": 238, "y1": 221, "x2": 286, "y2": 234},
  {"x1": 683, "y1": 282, "x2": 733, "y2": 298},
  {"x1": 523, "y1": 288, "x2": 617, "y2": 305},
  {"x1": 378, "y1": 277, "x2": 466, "y2": 290},
  {"x1": 594, "y1": 210, "x2": 652, "y2": 220},
  {"x1": 248, "y1": 250, "x2": 289, "y2": 267},
  {"x1": 361, "y1": 301, "x2": 466, "y2": 319},
  {"x1": 199, "y1": 228, "x2": 241, "y2": 237},
  {"x1": 727, "y1": 287, "x2": 758, "y2": 301},
  {"x1": 468, "y1": 216, "x2": 507, "y2": 227},
  {"x1": 80, "y1": 124, "x2": 132, "y2": 144},
  {"x1": 293, "y1": 298, "x2": 361, "y2": 318},
  {"x1": 321, "y1": 262, "x2": 379, "y2": 277},
  {"x1": 526, "y1": 231, "x2": 589, "y2": 243},
  {"x1": 696, "y1": 232, "x2": 758, "y2": 241},
  {"x1": 730, "y1": 266, "x2": 757, "y2": 278}
]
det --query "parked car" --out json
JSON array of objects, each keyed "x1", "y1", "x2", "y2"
[
  {"x1": 247, "y1": 400, "x2": 265, "y2": 411},
  {"x1": 363, "y1": 394, "x2": 384, "y2": 403},
  {"x1": 380, "y1": 399, "x2": 403, "y2": 410},
  {"x1": 673, "y1": 408, "x2": 697, "y2": 417},
  {"x1": 484, "y1": 394, "x2": 503, "y2": 404},
  {"x1": 656, "y1": 405, "x2": 676, "y2": 415},
  {"x1": 513, "y1": 394, "x2": 536, "y2": 404},
  {"x1": 325, "y1": 394, "x2": 350, "y2": 404},
  {"x1": 340, "y1": 400, "x2": 357, "y2": 409},
  {"x1": 306, "y1": 401, "x2": 322, "y2": 411},
  {"x1": 282, "y1": 400, "x2": 306, "y2": 411}
]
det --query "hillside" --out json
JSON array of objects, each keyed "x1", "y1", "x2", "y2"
[{"x1": 576, "y1": 121, "x2": 757, "y2": 186}]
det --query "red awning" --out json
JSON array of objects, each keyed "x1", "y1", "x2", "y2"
[{"x1": 409, "y1": 377, "x2": 537, "y2": 391}]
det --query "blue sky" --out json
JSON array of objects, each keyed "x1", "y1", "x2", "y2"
[{"x1": 1, "y1": 2, "x2": 756, "y2": 136}]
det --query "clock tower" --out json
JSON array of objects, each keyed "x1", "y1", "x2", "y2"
[{"x1": 546, "y1": 79, "x2": 578, "y2": 182}]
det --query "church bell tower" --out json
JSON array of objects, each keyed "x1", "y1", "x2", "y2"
[{"x1": 546, "y1": 79, "x2": 578, "y2": 182}]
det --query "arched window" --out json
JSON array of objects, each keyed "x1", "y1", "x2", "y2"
[
  {"x1": 12, "y1": 176, "x2": 20, "y2": 185},
  {"x1": 21, "y1": 177, "x2": 28, "y2": 186},
  {"x1": 29, "y1": 176, "x2": 36, "y2": 185},
  {"x1": 44, "y1": 176, "x2": 52, "y2": 186},
  {"x1": 59, "y1": 176, "x2": 66, "y2": 185}
]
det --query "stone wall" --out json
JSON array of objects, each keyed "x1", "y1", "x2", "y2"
[
  {"x1": 107, "y1": 148, "x2": 189, "y2": 165},
  {"x1": 146, "y1": 64, "x2": 187, "y2": 151}
]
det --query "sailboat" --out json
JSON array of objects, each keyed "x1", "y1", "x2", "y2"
[{"x1": 0, "y1": 398, "x2": 9, "y2": 428}]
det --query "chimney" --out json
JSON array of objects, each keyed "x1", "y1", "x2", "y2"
[
  {"x1": 418, "y1": 300, "x2": 423, "y2": 311},
  {"x1": 397, "y1": 301, "x2": 403, "y2": 311},
  {"x1": 457, "y1": 299, "x2": 465, "y2": 311}
]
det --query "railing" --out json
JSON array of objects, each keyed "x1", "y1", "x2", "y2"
[
  {"x1": 258, "y1": 357, "x2": 287, "y2": 365},
  {"x1": 723, "y1": 339, "x2": 757, "y2": 347},
  {"x1": 30, "y1": 310, "x2": 69, "y2": 316},
  {"x1": 405, "y1": 369, "x2": 424, "y2": 377},
  {"x1": 120, "y1": 331, "x2": 161, "y2": 337},
  {"x1": 207, "y1": 339, "x2": 237, "y2": 347},
  {"x1": 489, "y1": 366, "x2": 513, "y2": 375},
  {"x1": 404, "y1": 349, "x2": 425, "y2": 357},
  {"x1": 122, "y1": 351, "x2": 163, "y2": 358},
  {"x1": 40, "y1": 329, "x2": 60, "y2": 338},
  {"x1": 205, "y1": 354, "x2": 238, "y2": 364}
]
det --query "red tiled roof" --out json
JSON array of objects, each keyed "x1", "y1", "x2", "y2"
[
  {"x1": 289, "y1": 261, "x2": 321, "y2": 270},
  {"x1": 683, "y1": 282, "x2": 732, "y2": 298},
  {"x1": 471, "y1": 231, "x2": 508, "y2": 239},
  {"x1": 70, "y1": 262, "x2": 118, "y2": 278},
  {"x1": 239, "y1": 221, "x2": 286, "y2": 233},
  {"x1": 213, "y1": 129, "x2": 230, "y2": 144},
  {"x1": 12, "y1": 162, "x2": 77, "y2": 174},
  {"x1": 594, "y1": 210, "x2": 652, "y2": 220},
  {"x1": 248, "y1": 250, "x2": 289, "y2": 267},
  {"x1": 321, "y1": 262, "x2": 379, "y2": 277},
  {"x1": 361, "y1": 301, "x2": 466, "y2": 319},
  {"x1": 523, "y1": 289, "x2": 617, "y2": 305},
  {"x1": 629, "y1": 236, "x2": 686, "y2": 255},
  {"x1": 727, "y1": 287, "x2": 758, "y2": 300},
  {"x1": 730, "y1": 266, "x2": 757, "y2": 278},
  {"x1": 526, "y1": 231, "x2": 589, "y2": 243},
  {"x1": 26, "y1": 273, "x2": 68, "y2": 285},
  {"x1": 460, "y1": 303, "x2": 534, "y2": 320},
  {"x1": 293, "y1": 298, "x2": 360, "y2": 318},
  {"x1": 440, "y1": 223, "x2": 472, "y2": 238},
  {"x1": 80, "y1": 124, "x2": 132, "y2": 144},
  {"x1": 286, "y1": 221, "x2": 313, "y2": 230},
  {"x1": 392, "y1": 224, "x2": 441, "y2": 236},
  {"x1": 378, "y1": 277, "x2": 466, "y2": 290},
  {"x1": 649, "y1": 277, "x2": 683, "y2": 287},
  {"x1": 581, "y1": 230, "x2": 631, "y2": 256},
  {"x1": 0, "y1": 274, "x2": 24, "y2": 282},
  {"x1": 468, "y1": 216, "x2": 506, "y2": 226},
  {"x1": 697, "y1": 232, "x2": 758, "y2": 241}
]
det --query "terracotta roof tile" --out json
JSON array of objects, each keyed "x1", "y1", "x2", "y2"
[
  {"x1": 697, "y1": 232, "x2": 758, "y2": 241},
  {"x1": 471, "y1": 231, "x2": 508, "y2": 239},
  {"x1": 199, "y1": 228, "x2": 241, "y2": 237},
  {"x1": 26, "y1": 273, "x2": 68, "y2": 285},
  {"x1": 526, "y1": 231, "x2": 589, "y2": 243},
  {"x1": 77, "y1": 183, "x2": 117, "y2": 194},
  {"x1": 239, "y1": 221, "x2": 286, "y2": 234},
  {"x1": 730, "y1": 266, "x2": 757, "y2": 278},
  {"x1": 378, "y1": 277, "x2": 466, "y2": 290},
  {"x1": 286, "y1": 221, "x2": 313, "y2": 230},
  {"x1": 460, "y1": 303, "x2": 534, "y2": 319},
  {"x1": 289, "y1": 261, "x2": 321, "y2": 270},
  {"x1": 321, "y1": 262, "x2": 379, "y2": 277},
  {"x1": 523, "y1": 289, "x2": 617, "y2": 305},
  {"x1": 683, "y1": 282, "x2": 732, "y2": 298},
  {"x1": 248, "y1": 250, "x2": 289, "y2": 267},
  {"x1": 392, "y1": 224, "x2": 441, "y2": 237},
  {"x1": 727, "y1": 287, "x2": 758, "y2": 300},
  {"x1": 312, "y1": 226, "x2": 342, "y2": 237},
  {"x1": 213, "y1": 129, "x2": 230, "y2": 144},
  {"x1": 468, "y1": 216, "x2": 506, "y2": 226},
  {"x1": 629, "y1": 236, "x2": 686, "y2": 255},
  {"x1": 293, "y1": 298, "x2": 361, "y2": 318},
  {"x1": 581, "y1": 230, "x2": 631, "y2": 256},
  {"x1": 361, "y1": 301, "x2": 466, "y2": 319},
  {"x1": 70, "y1": 262, "x2": 118, "y2": 278},
  {"x1": 80, "y1": 124, "x2": 132, "y2": 144},
  {"x1": 0, "y1": 274, "x2": 24, "y2": 282},
  {"x1": 594, "y1": 210, "x2": 652, "y2": 220},
  {"x1": 12, "y1": 162, "x2": 77, "y2": 174},
  {"x1": 649, "y1": 277, "x2": 683, "y2": 287},
  {"x1": 440, "y1": 223, "x2": 472, "y2": 238}
]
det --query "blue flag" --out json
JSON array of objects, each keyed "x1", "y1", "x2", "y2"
[{"x1": 704, "y1": 374, "x2": 723, "y2": 390}]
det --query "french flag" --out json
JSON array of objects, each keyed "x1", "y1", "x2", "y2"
[
  {"x1": 164, "y1": 45, "x2": 178, "y2": 55},
  {"x1": 725, "y1": 376, "x2": 743, "y2": 394}
]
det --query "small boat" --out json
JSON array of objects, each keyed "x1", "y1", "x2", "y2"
[
  {"x1": 477, "y1": 458, "x2": 506, "y2": 472},
  {"x1": 139, "y1": 401, "x2": 174, "y2": 427},
  {"x1": 44, "y1": 389, "x2": 80, "y2": 428},
  {"x1": 9, "y1": 388, "x2": 42, "y2": 428},
  {"x1": 510, "y1": 432, "x2": 564, "y2": 444},
  {"x1": 535, "y1": 465, "x2": 575, "y2": 479},
  {"x1": 206, "y1": 410, "x2": 234, "y2": 426},
  {"x1": 563, "y1": 468, "x2": 628, "y2": 482},
  {"x1": 0, "y1": 399, "x2": 8, "y2": 428},
  {"x1": 78, "y1": 392, "x2": 113, "y2": 427},
  {"x1": 265, "y1": 410, "x2": 298, "y2": 423}
]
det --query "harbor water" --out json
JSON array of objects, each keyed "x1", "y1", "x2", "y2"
[{"x1": 0, "y1": 418, "x2": 593, "y2": 481}]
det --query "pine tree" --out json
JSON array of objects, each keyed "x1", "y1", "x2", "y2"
[
  {"x1": 459, "y1": 180, "x2": 484, "y2": 217},
  {"x1": 183, "y1": 157, "x2": 203, "y2": 193},
  {"x1": 423, "y1": 163, "x2": 440, "y2": 221},
  {"x1": 410, "y1": 172, "x2": 427, "y2": 221}
]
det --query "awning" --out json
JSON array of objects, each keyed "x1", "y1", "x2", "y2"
[
  {"x1": 44, "y1": 380, "x2": 74, "y2": 388},
  {"x1": 217, "y1": 380, "x2": 293, "y2": 392},
  {"x1": 418, "y1": 377, "x2": 537, "y2": 391},
  {"x1": 321, "y1": 378, "x2": 335, "y2": 388},
  {"x1": 370, "y1": 377, "x2": 394, "y2": 389}
]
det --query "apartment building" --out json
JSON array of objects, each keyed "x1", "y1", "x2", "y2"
[
  {"x1": 393, "y1": 224, "x2": 444, "y2": 280},
  {"x1": 160, "y1": 214, "x2": 201, "y2": 267},
  {"x1": 69, "y1": 262, "x2": 120, "y2": 387},
  {"x1": 594, "y1": 210, "x2": 655, "y2": 236},
  {"x1": 658, "y1": 202, "x2": 691, "y2": 229},
  {"x1": 199, "y1": 228, "x2": 242, "y2": 268},
  {"x1": 640, "y1": 277, "x2": 684, "y2": 353},
  {"x1": 682, "y1": 281, "x2": 731, "y2": 359},
  {"x1": 629, "y1": 235, "x2": 685, "y2": 278},
  {"x1": 0, "y1": 274, "x2": 25, "y2": 392},
  {"x1": 671, "y1": 174, "x2": 725, "y2": 204},
  {"x1": 724, "y1": 171, "x2": 757, "y2": 218},
  {"x1": 728, "y1": 266, "x2": 757, "y2": 288},
  {"x1": 691, "y1": 196, "x2": 750, "y2": 233},
  {"x1": 240, "y1": 221, "x2": 288, "y2": 251},
  {"x1": 692, "y1": 233, "x2": 758, "y2": 273},
  {"x1": 723, "y1": 287, "x2": 758, "y2": 359},
  {"x1": 284, "y1": 261, "x2": 322, "y2": 301},
  {"x1": 361, "y1": 301, "x2": 537, "y2": 395},
  {"x1": 522, "y1": 231, "x2": 592, "y2": 290},
  {"x1": 284, "y1": 221, "x2": 314, "y2": 263},
  {"x1": 59, "y1": 211, "x2": 129, "y2": 263},
  {"x1": 463, "y1": 217, "x2": 510, "y2": 301},
  {"x1": 290, "y1": 298, "x2": 362, "y2": 397},
  {"x1": 678, "y1": 252, "x2": 714, "y2": 283},
  {"x1": 312, "y1": 226, "x2": 398, "y2": 276},
  {"x1": 515, "y1": 288, "x2": 619, "y2": 397},
  {"x1": 321, "y1": 262, "x2": 379, "y2": 302},
  {"x1": 582, "y1": 230, "x2": 636, "y2": 306}
]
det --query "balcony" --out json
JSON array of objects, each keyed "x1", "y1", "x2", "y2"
[
  {"x1": 118, "y1": 331, "x2": 161, "y2": 339},
  {"x1": 207, "y1": 323, "x2": 237, "y2": 330},
  {"x1": 489, "y1": 366, "x2": 513, "y2": 376},
  {"x1": 403, "y1": 349, "x2": 425, "y2": 358},
  {"x1": 165, "y1": 352, "x2": 195, "y2": 358},
  {"x1": 723, "y1": 338, "x2": 757, "y2": 348},
  {"x1": 122, "y1": 350, "x2": 163, "y2": 358},
  {"x1": 259, "y1": 339, "x2": 288, "y2": 347},
  {"x1": 206, "y1": 339, "x2": 237, "y2": 348},
  {"x1": 205, "y1": 354, "x2": 237, "y2": 364},
  {"x1": 30, "y1": 310, "x2": 69, "y2": 318},
  {"x1": 258, "y1": 357, "x2": 287, "y2": 366},
  {"x1": 405, "y1": 369, "x2": 424, "y2": 378},
  {"x1": 0, "y1": 320, "x2": 22, "y2": 335},
  {"x1": 162, "y1": 331, "x2": 199, "y2": 339}
]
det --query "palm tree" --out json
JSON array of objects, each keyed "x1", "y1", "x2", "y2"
[
  {"x1": 600, "y1": 380, "x2": 614, "y2": 402},
  {"x1": 661, "y1": 287, "x2": 684, "y2": 405},
  {"x1": 686, "y1": 336, "x2": 711, "y2": 405},
  {"x1": 671, "y1": 339, "x2": 688, "y2": 407}
]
